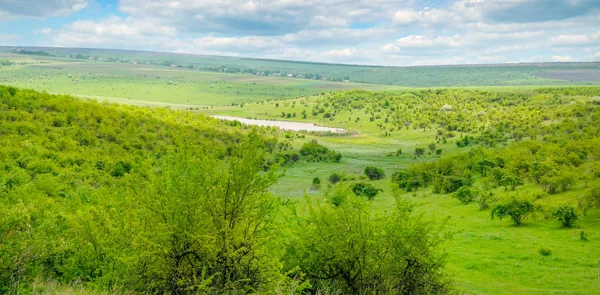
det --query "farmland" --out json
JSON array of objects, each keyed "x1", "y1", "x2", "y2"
[{"x1": 1, "y1": 47, "x2": 600, "y2": 294}]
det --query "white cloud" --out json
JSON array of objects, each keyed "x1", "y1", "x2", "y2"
[
  {"x1": 34, "y1": 28, "x2": 53, "y2": 35},
  {"x1": 0, "y1": 0, "x2": 90, "y2": 21},
  {"x1": 393, "y1": 7, "x2": 456, "y2": 26},
  {"x1": 551, "y1": 55, "x2": 573, "y2": 62},
  {"x1": 0, "y1": 34, "x2": 20, "y2": 45},
  {"x1": 393, "y1": 35, "x2": 463, "y2": 48},
  {"x1": 551, "y1": 31, "x2": 600, "y2": 45},
  {"x1": 52, "y1": 16, "x2": 180, "y2": 50},
  {"x1": 192, "y1": 36, "x2": 284, "y2": 53},
  {"x1": 118, "y1": 0, "x2": 404, "y2": 36}
]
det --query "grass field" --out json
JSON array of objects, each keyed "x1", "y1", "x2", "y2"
[
  {"x1": 0, "y1": 54, "x2": 402, "y2": 106},
  {"x1": 2, "y1": 46, "x2": 600, "y2": 87}
]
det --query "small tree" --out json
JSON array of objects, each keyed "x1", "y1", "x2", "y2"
[
  {"x1": 428, "y1": 143, "x2": 436, "y2": 152},
  {"x1": 579, "y1": 186, "x2": 600, "y2": 213},
  {"x1": 364, "y1": 166, "x2": 385, "y2": 180},
  {"x1": 328, "y1": 172, "x2": 342, "y2": 184},
  {"x1": 351, "y1": 182, "x2": 382, "y2": 200},
  {"x1": 552, "y1": 205, "x2": 578, "y2": 228},
  {"x1": 312, "y1": 177, "x2": 321, "y2": 190},
  {"x1": 491, "y1": 197, "x2": 536, "y2": 226},
  {"x1": 453, "y1": 186, "x2": 479, "y2": 204},
  {"x1": 415, "y1": 148, "x2": 425, "y2": 156},
  {"x1": 477, "y1": 192, "x2": 495, "y2": 210}
]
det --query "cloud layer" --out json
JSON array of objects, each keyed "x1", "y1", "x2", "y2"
[{"x1": 1, "y1": 0, "x2": 599, "y2": 65}]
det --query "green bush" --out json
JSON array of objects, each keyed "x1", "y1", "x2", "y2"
[
  {"x1": 579, "y1": 186, "x2": 600, "y2": 213},
  {"x1": 291, "y1": 195, "x2": 451, "y2": 294},
  {"x1": 453, "y1": 186, "x2": 479, "y2": 204},
  {"x1": 538, "y1": 247, "x2": 552, "y2": 256},
  {"x1": 491, "y1": 197, "x2": 536, "y2": 226},
  {"x1": 328, "y1": 172, "x2": 342, "y2": 184},
  {"x1": 351, "y1": 182, "x2": 382, "y2": 200},
  {"x1": 552, "y1": 205, "x2": 578, "y2": 228},
  {"x1": 364, "y1": 166, "x2": 385, "y2": 180},
  {"x1": 312, "y1": 177, "x2": 321, "y2": 190},
  {"x1": 477, "y1": 192, "x2": 495, "y2": 210},
  {"x1": 300, "y1": 140, "x2": 342, "y2": 162}
]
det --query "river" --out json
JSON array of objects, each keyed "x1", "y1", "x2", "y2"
[{"x1": 211, "y1": 115, "x2": 347, "y2": 133}]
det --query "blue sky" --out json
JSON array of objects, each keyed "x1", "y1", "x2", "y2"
[{"x1": 1, "y1": 0, "x2": 599, "y2": 66}]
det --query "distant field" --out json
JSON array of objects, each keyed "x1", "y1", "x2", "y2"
[
  {"x1": 0, "y1": 55, "x2": 401, "y2": 105},
  {"x1": 535, "y1": 70, "x2": 600, "y2": 82},
  {"x1": 2, "y1": 46, "x2": 600, "y2": 88}
]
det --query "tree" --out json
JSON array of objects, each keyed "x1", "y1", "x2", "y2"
[
  {"x1": 290, "y1": 195, "x2": 451, "y2": 294},
  {"x1": 312, "y1": 176, "x2": 322, "y2": 190},
  {"x1": 579, "y1": 186, "x2": 600, "y2": 213},
  {"x1": 328, "y1": 172, "x2": 342, "y2": 184},
  {"x1": 491, "y1": 197, "x2": 536, "y2": 226},
  {"x1": 552, "y1": 205, "x2": 578, "y2": 228},
  {"x1": 351, "y1": 182, "x2": 382, "y2": 200},
  {"x1": 428, "y1": 143, "x2": 437, "y2": 152},
  {"x1": 453, "y1": 186, "x2": 479, "y2": 204},
  {"x1": 300, "y1": 140, "x2": 342, "y2": 163},
  {"x1": 501, "y1": 173, "x2": 524, "y2": 191},
  {"x1": 364, "y1": 166, "x2": 385, "y2": 180},
  {"x1": 415, "y1": 148, "x2": 425, "y2": 156},
  {"x1": 129, "y1": 133, "x2": 284, "y2": 293}
]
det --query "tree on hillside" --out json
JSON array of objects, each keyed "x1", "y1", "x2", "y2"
[{"x1": 491, "y1": 196, "x2": 536, "y2": 226}]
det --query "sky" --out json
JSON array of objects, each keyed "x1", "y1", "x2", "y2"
[{"x1": 0, "y1": 0, "x2": 599, "y2": 66}]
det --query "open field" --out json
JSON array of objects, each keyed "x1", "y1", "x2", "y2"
[
  {"x1": 0, "y1": 53, "x2": 403, "y2": 106},
  {"x1": 2, "y1": 46, "x2": 600, "y2": 87}
]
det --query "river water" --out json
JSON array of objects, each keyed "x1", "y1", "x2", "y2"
[{"x1": 211, "y1": 115, "x2": 347, "y2": 133}]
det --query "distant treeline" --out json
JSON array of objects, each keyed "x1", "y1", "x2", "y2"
[{"x1": 13, "y1": 49, "x2": 53, "y2": 56}]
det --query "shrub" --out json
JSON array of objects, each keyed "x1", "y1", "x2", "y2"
[
  {"x1": 538, "y1": 247, "x2": 552, "y2": 256},
  {"x1": 477, "y1": 192, "x2": 495, "y2": 210},
  {"x1": 364, "y1": 166, "x2": 385, "y2": 180},
  {"x1": 579, "y1": 186, "x2": 600, "y2": 213},
  {"x1": 351, "y1": 182, "x2": 382, "y2": 200},
  {"x1": 415, "y1": 148, "x2": 425, "y2": 156},
  {"x1": 453, "y1": 186, "x2": 479, "y2": 204},
  {"x1": 312, "y1": 177, "x2": 321, "y2": 190},
  {"x1": 491, "y1": 197, "x2": 536, "y2": 226},
  {"x1": 328, "y1": 172, "x2": 342, "y2": 184},
  {"x1": 552, "y1": 205, "x2": 578, "y2": 228},
  {"x1": 580, "y1": 231, "x2": 588, "y2": 241},
  {"x1": 300, "y1": 140, "x2": 342, "y2": 163},
  {"x1": 292, "y1": 196, "x2": 451, "y2": 294},
  {"x1": 111, "y1": 161, "x2": 132, "y2": 177}
]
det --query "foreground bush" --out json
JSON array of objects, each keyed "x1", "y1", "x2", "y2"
[{"x1": 290, "y1": 195, "x2": 451, "y2": 294}]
